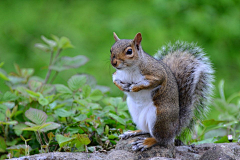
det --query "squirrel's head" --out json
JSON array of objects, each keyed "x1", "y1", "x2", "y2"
[{"x1": 110, "y1": 32, "x2": 142, "y2": 70}]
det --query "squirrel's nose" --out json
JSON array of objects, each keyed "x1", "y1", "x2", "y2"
[{"x1": 111, "y1": 59, "x2": 117, "y2": 67}]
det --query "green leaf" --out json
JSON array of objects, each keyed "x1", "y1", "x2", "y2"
[
  {"x1": 7, "y1": 76, "x2": 25, "y2": 85},
  {"x1": 82, "y1": 85, "x2": 91, "y2": 98},
  {"x1": 6, "y1": 139, "x2": 18, "y2": 146},
  {"x1": 0, "y1": 62, "x2": 4, "y2": 68},
  {"x1": 21, "y1": 68, "x2": 34, "y2": 78},
  {"x1": 38, "y1": 97, "x2": 49, "y2": 106},
  {"x1": 47, "y1": 132, "x2": 55, "y2": 141},
  {"x1": 118, "y1": 102, "x2": 128, "y2": 111},
  {"x1": 0, "y1": 121, "x2": 18, "y2": 125},
  {"x1": 202, "y1": 119, "x2": 226, "y2": 127},
  {"x1": 219, "y1": 80, "x2": 225, "y2": 101},
  {"x1": 22, "y1": 123, "x2": 51, "y2": 132},
  {"x1": 119, "y1": 111, "x2": 130, "y2": 118},
  {"x1": 0, "y1": 136, "x2": 7, "y2": 152},
  {"x1": 3, "y1": 102, "x2": 15, "y2": 109},
  {"x1": 96, "y1": 126, "x2": 104, "y2": 135},
  {"x1": 1, "y1": 91, "x2": 18, "y2": 102},
  {"x1": 214, "y1": 136, "x2": 229, "y2": 143},
  {"x1": 84, "y1": 74, "x2": 97, "y2": 88},
  {"x1": 192, "y1": 138, "x2": 216, "y2": 145},
  {"x1": 28, "y1": 80, "x2": 42, "y2": 92},
  {"x1": 0, "y1": 69, "x2": 9, "y2": 81},
  {"x1": 89, "y1": 103, "x2": 102, "y2": 110},
  {"x1": 14, "y1": 63, "x2": 21, "y2": 75},
  {"x1": 0, "y1": 104, "x2": 7, "y2": 113},
  {"x1": 95, "y1": 85, "x2": 110, "y2": 93},
  {"x1": 25, "y1": 122, "x2": 35, "y2": 127},
  {"x1": 109, "y1": 113, "x2": 126, "y2": 125},
  {"x1": 109, "y1": 97, "x2": 123, "y2": 107},
  {"x1": 55, "y1": 84, "x2": 72, "y2": 94},
  {"x1": 13, "y1": 123, "x2": 28, "y2": 136},
  {"x1": 67, "y1": 127, "x2": 81, "y2": 135},
  {"x1": 59, "y1": 37, "x2": 74, "y2": 49},
  {"x1": 41, "y1": 35, "x2": 57, "y2": 48},
  {"x1": 56, "y1": 134, "x2": 74, "y2": 147},
  {"x1": 51, "y1": 35, "x2": 59, "y2": 42},
  {"x1": 6, "y1": 144, "x2": 28, "y2": 151},
  {"x1": 74, "y1": 114, "x2": 87, "y2": 122},
  {"x1": 41, "y1": 122, "x2": 61, "y2": 132},
  {"x1": 89, "y1": 89, "x2": 103, "y2": 101},
  {"x1": 35, "y1": 43, "x2": 51, "y2": 52},
  {"x1": 25, "y1": 108, "x2": 47, "y2": 125},
  {"x1": 108, "y1": 134, "x2": 118, "y2": 140},
  {"x1": 104, "y1": 125, "x2": 109, "y2": 135},
  {"x1": 40, "y1": 84, "x2": 55, "y2": 96},
  {"x1": 54, "y1": 108, "x2": 74, "y2": 117},
  {"x1": 0, "y1": 112, "x2": 5, "y2": 122},
  {"x1": 50, "y1": 55, "x2": 88, "y2": 72},
  {"x1": 73, "y1": 134, "x2": 91, "y2": 146},
  {"x1": 68, "y1": 75, "x2": 87, "y2": 91},
  {"x1": 25, "y1": 89, "x2": 41, "y2": 99},
  {"x1": 75, "y1": 99, "x2": 89, "y2": 106}
]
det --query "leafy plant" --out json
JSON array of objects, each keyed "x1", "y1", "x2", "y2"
[
  {"x1": 191, "y1": 80, "x2": 240, "y2": 144},
  {"x1": 0, "y1": 35, "x2": 134, "y2": 159}
]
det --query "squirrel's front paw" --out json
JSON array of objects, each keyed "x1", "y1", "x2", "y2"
[
  {"x1": 129, "y1": 83, "x2": 141, "y2": 92},
  {"x1": 119, "y1": 130, "x2": 139, "y2": 139},
  {"x1": 114, "y1": 80, "x2": 131, "y2": 92}
]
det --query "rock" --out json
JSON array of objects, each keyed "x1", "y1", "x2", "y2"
[
  {"x1": 115, "y1": 135, "x2": 176, "y2": 159},
  {"x1": 9, "y1": 152, "x2": 108, "y2": 160},
  {"x1": 9, "y1": 137, "x2": 240, "y2": 160},
  {"x1": 106, "y1": 150, "x2": 135, "y2": 160}
]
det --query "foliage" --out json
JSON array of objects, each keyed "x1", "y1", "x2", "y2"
[
  {"x1": 190, "y1": 80, "x2": 240, "y2": 144},
  {"x1": 0, "y1": 36, "x2": 134, "y2": 159},
  {"x1": 0, "y1": 32, "x2": 239, "y2": 159},
  {"x1": 0, "y1": 0, "x2": 240, "y2": 98}
]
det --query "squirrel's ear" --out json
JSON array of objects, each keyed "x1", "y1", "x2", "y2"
[
  {"x1": 113, "y1": 32, "x2": 120, "y2": 42},
  {"x1": 133, "y1": 33, "x2": 142, "y2": 50}
]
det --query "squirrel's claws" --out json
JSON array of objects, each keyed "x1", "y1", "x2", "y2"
[
  {"x1": 131, "y1": 138, "x2": 148, "y2": 151},
  {"x1": 119, "y1": 130, "x2": 137, "y2": 139},
  {"x1": 114, "y1": 80, "x2": 131, "y2": 92}
]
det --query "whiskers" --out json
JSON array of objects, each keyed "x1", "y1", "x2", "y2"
[{"x1": 103, "y1": 58, "x2": 115, "y2": 76}]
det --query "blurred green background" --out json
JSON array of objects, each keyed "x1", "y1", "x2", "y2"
[{"x1": 0, "y1": 0, "x2": 240, "y2": 99}]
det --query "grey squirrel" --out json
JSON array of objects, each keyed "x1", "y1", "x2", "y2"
[{"x1": 110, "y1": 32, "x2": 214, "y2": 151}]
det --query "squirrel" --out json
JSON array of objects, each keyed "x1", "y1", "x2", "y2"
[{"x1": 110, "y1": 32, "x2": 214, "y2": 151}]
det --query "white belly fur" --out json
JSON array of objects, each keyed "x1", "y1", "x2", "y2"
[{"x1": 113, "y1": 68, "x2": 157, "y2": 136}]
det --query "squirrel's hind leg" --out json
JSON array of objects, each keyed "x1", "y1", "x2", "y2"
[
  {"x1": 119, "y1": 130, "x2": 149, "y2": 140},
  {"x1": 132, "y1": 137, "x2": 157, "y2": 151}
]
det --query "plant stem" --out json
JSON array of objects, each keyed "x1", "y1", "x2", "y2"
[
  {"x1": 5, "y1": 124, "x2": 8, "y2": 141},
  {"x1": 42, "y1": 132, "x2": 49, "y2": 144},
  {"x1": 42, "y1": 132, "x2": 50, "y2": 152},
  {"x1": 54, "y1": 48, "x2": 62, "y2": 61},
  {"x1": 44, "y1": 50, "x2": 54, "y2": 84},
  {"x1": 49, "y1": 71, "x2": 59, "y2": 84},
  {"x1": 36, "y1": 131, "x2": 44, "y2": 146},
  {"x1": 1, "y1": 124, "x2": 5, "y2": 140},
  {"x1": 44, "y1": 48, "x2": 62, "y2": 84}
]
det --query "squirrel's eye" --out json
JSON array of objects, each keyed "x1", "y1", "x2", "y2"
[{"x1": 126, "y1": 49, "x2": 132, "y2": 55}]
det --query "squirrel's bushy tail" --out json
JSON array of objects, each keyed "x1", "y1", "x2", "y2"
[{"x1": 154, "y1": 41, "x2": 214, "y2": 140}]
